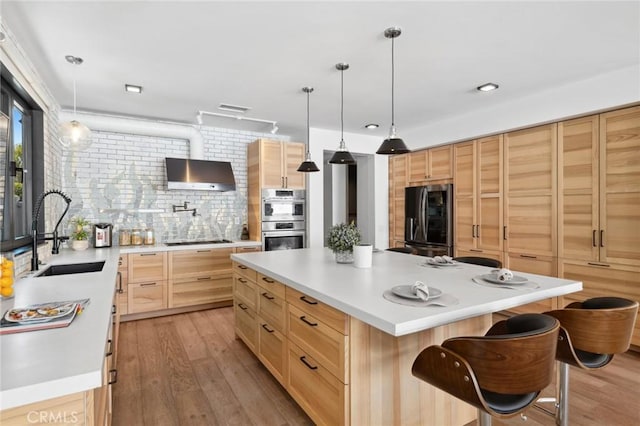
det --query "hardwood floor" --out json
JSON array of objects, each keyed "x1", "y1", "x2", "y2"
[{"x1": 114, "y1": 307, "x2": 640, "y2": 426}]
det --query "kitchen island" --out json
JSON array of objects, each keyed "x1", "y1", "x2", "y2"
[{"x1": 230, "y1": 247, "x2": 582, "y2": 425}]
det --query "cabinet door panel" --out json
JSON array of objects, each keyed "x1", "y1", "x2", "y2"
[
  {"x1": 601, "y1": 106, "x2": 640, "y2": 194},
  {"x1": 128, "y1": 252, "x2": 167, "y2": 283},
  {"x1": 170, "y1": 275, "x2": 232, "y2": 308},
  {"x1": 261, "y1": 140, "x2": 284, "y2": 188},
  {"x1": 505, "y1": 195, "x2": 554, "y2": 256},
  {"x1": 128, "y1": 281, "x2": 167, "y2": 313},
  {"x1": 477, "y1": 135, "x2": 502, "y2": 195},
  {"x1": 235, "y1": 302, "x2": 257, "y2": 353},
  {"x1": 601, "y1": 192, "x2": 640, "y2": 265},
  {"x1": 390, "y1": 155, "x2": 408, "y2": 243},
  {"x1": 170, "y1": 248, "x2": 233, "y2": 278},
  {"x1": 408, "y1": 151, "x2": 428, "y2": 182},
  {"x1": 258, "y1": 321, "x2": 287, "y2": 385},
  {"x1": 429, "y1": 145, "x2": 453, "y2": 180},
  {"x1": 477, "y1": 195, "x2": 502, "y2": 252},
  {"x1": 454, "y1": 142, "x2": 474, "y2": 197},
  {"x1": 454, "y1": 196, "x2": 475, "y2": 249},
  {"x1": 505, "y1": 124, "x2": 556, "y2": 195},
  {"x1": 561, "y1": 193, "x2": 598, "y2": 261},
  {"x1": 284, "y1": 142, "x2": 305, "y2": 189}
]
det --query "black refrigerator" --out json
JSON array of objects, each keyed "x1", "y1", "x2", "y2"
[{"x1": 404, "y1": 184, "x2": 454, "y2": 256}]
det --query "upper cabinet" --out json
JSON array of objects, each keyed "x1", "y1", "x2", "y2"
[
  {"x1": 559, "y1": 106, "x2": 640, "y2": 266},
  {"x1": 503, "y1": 124, "x2": 557, "y2": 258},
  {"x1": 453, "y1": 135, "x2": 503, "y2": 258},
  {"x1": 407, "y1": 145, "x2": 453, "y2": 184},
  {"x1": 249, "y1": 139, "x2": 305, "y2": 189}
]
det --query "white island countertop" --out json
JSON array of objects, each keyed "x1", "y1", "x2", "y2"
[
  {"x1": 231, "y1": 248, "x2": 583, "y2": 336},
  {"x1": 0, "y1": 247, "x2": 121, "y2": 411}
]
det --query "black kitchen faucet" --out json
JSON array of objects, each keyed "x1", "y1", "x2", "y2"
[{"x1": 31, "y1": 190, "x2": 72, "y2": 271}]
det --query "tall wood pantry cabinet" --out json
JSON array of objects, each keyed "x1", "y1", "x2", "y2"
[
  {"x1": 247, "y1": 139, "x2": 305, "y2": 241},
  {"x1": 558, "y1": 106, "x2": 640, "y2": 345},
  {"x1": 388, "y1": 154, "x2": 408, "y2": 248}
]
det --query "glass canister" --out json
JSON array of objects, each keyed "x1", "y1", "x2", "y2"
[
  {"x1": 119, "y1": 229, "x2": 131, "y2": 246},
  {"x1": 144, "y1": 228, "x2": 155, "y2": 245},
  {"x1": 131, "y1": 229, "x2": 143, "y2": 245}
]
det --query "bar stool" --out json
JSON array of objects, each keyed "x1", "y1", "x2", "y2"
[
  {"x1": 411, "y1": 313, "x2": 560, "y2": 426},
  {"x1": 453, "y1": 256, "x2": 502, "y2": 268},
  {"x1": 544, "y1": 297, "x2": 638, "y2": 426}
]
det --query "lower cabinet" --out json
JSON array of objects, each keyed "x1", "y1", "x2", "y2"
[
  {"x1": 258, "y1": 321, "x2": 287, "y2": 385},
  {"x1": 505, "y1": 252, "x2": 558, "y2": 314},
  {"x1": 169, "y1": 274, "x2": 233, "y2": 308},
  {"x1": 234, "y1": 299, "x2": 258, "y2": 353},
  {"x1": 128, "y1": 281, "x2": 168, "y2": 314}
]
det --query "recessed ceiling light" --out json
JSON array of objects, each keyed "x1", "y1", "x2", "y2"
[
  {"x1": 477, "y1": 83, "x2": 499, "y2": 92},
  {"x1": 125, "y1": 84, "x2": 143, "y2": 94},
  {"x1": 365, "y1": 123, "x2": 379, "y2": 129},
  {"x1": 218, "y1": 103, "x2": 251, "y2": 114}
]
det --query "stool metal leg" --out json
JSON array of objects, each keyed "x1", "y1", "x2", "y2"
[
  {"x1": 557, "y1": 362, "x2": 570, "y2": 426},
  {"x1": 478, "y1": 409, "x2": 492, "y2": 426}
]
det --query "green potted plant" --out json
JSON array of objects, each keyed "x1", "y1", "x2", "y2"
[
  {"x1": 327, "y1": 221, "x2": 361, "y2": 263},
  {"x1": 70, "y1": 216, "x2": 91, "y2": 251}
]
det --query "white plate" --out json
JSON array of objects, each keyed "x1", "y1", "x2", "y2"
[
  {"x1": 424, "y1": 260, "x2": 458, "y2": 267},
  {"x1": 391, "y1": 285, "x2": 442, "y2": 300},
  {"x1": 480, "y1": 274, "x2": 529, "y2": 285},
  {"x1": 5, "y1": 303, "x2": 76, "y2": 323}
]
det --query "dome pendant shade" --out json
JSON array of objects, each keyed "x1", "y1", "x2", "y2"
[
  {"x1": 59, "y1": 120, "x2": 92, "y2": 151},
  {"x1": 376, "y1": 136, "x2": 410, "y2": 155},
  {"x1": 297, "y1": 86, "x2": 320, "y2": 173}
]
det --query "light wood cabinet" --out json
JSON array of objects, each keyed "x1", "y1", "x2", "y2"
[
  {"x1": 168, "y1": 248, "x2": 234, "y2": 308},
  {"x1": 127, "y1": 251, "x2": 168, "y2": 314},
  {"x1": 454, "y1": 136, "x2": 504, "y2": 258},
  {"x1": 407, "y1": 145, "x2": 453, "y2": 184},
  {"x1": 116, "y1": 255, "x2": 128, "y2": 315},
  {"x1": 234, "y1": 275, "x2": 258, "y2": 311},
  {"x1": 558, "y1": 259, "x2": 640, "y2": 346},
  {"x1": 258, "y1": 319, "x2": 287, "y2": 385},
  {"x1": 505, "y1": 252, "x2": 558, "y2": 314},
  {"x1": 504, "y1": 124, "x2": 557, "y2": 257},
  {"x1": 388, "y1": 154, "x2": 408, "y2": 247},
  {"x1": 128, "y1": 281, "x2": 168, "y2": 313},
  {"x1": 235, "y1": 299, "x2": 258, "y2": 353},
  {"x1": 127, "y1": 252, "x2": 167, "y2": 283},
  {"x1": 234, "y1": 245, "x2": 262, "y2": 253},
  {"x1": 248, "y1": 138, "x2": 305, "y2": 189},
  {"x1": 233, "y1": 263, "x2": 259, "y2": 353}
]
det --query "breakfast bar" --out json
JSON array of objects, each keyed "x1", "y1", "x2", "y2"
[{"x1": 231, "y1": 248, "x2": 583, "y2": 425}]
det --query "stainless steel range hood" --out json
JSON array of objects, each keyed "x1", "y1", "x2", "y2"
[{"x1": 165, "y1": 157, "x2": 236, "y2": 191}]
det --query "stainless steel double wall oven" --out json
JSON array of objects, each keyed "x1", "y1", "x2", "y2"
[{"x1": 261, "y1": 189, "x2": 305, "y2": 251}]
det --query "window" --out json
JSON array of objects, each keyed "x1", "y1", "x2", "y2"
[{"x1": 1, "y1": 74, "x2": 43, "y2": 252}]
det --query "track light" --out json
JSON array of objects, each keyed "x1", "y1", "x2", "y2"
[{"x1": 270, "y1": 124, "x2": 279, "y2": 134}]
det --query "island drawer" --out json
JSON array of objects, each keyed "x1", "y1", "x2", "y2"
[
  {"x1": 286, "y1": 287, "x2": 349, "y2": 335},
  {"x1": 258, "y1": 319, "x2": 287, "y2": 385},
  {"x1": 234, "y1": 275, "x2": 258, "y2": 311},
  {"x1": 233, "y1": 261, "x2": 257, "y2": 282},
  {"x1": 258, "y1": 287, "x2": 286, "y2": 333},
  {"x1": 257, "y1": 273, "x2": 286, "y2": 299},
  {"x1": 235, "y1": 300, "x2": 258, "y2": 354},
  {"x1": 288, "y1": 341, "x2": 348, "y2": 426},
  {"x1": 288, "y1": 304, "x2": 348, "y2": 383}
]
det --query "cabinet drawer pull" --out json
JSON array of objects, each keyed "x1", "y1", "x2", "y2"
[
  {"x1": 112, "y1": 304, "x2": 117, "y2": 315},
  {"x1": 238, "y1": 278, "x2": 247, "y2": 283},
  {"x1": 600, "y1": 230, "x2": 605, "y2": 247},
  {"x1": 519, "y1": 254, "x2": 537, "y2": 259},
  {"x1": 140, "y1": 282, "x2": 157, "y2": 287},
  {"x1": 592, "y1": 230, "x2": 597, "y2": 247},
  {"x1": 237, "y1": 265, "x2": 248, "y2": 270},
  {"x1": 262, "y1": 276, "x2": 275, "y2": 284},
  {"x1": 108, "y1": 369, "x2": 118, "y2": 385},
  {"x1": 476, "y1": 225, "x2": 480, "y2": 238},
  {"x1": 140, "y1": 253, "x2": 157, "y2": 256},
  {"x1": 300, "y1": 356, "x2": 318, "y2": 370},
  {"x1": 117, "y1": 271, "x2": 124, "y2": 294},
  {"x1": 197, "y1": 276, "x2": 212, "y2": 281},
  {"x1": 261, "y1": 323, "x2": 275, "y2": 333},
  {"x1": 469, "y1": 249, "x2": 482, "y2": 253},
  {"x1": 300, "y1": 316, "x2": 318, "y2": 327},
  {"x1": 503, "y1": 226, "x2": 508, "y2": 240},
  {"x1": 106, "y1": 339, "x2": 113, "y2": 357},
  {"x1": 197, "y1": 250, "x2": 211, "y2": 253},
  {"x1": 471, "y1": 225, "x2": 476, "y2": 238},
  {"x1": 261, "y1": 292, "x2": 275, "y2": 300},
  {"x1": 587, "y1": 262, "x2": 610, "y2": 268},
  {"x1": 238, "y1": 303, "x2": 248, "y2": 310},
  {"x1": 300, "y1": 295, "x2": 318, "y2": 305}
]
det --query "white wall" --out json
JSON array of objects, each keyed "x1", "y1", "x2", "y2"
[
  {"x1": 403, "y1": 64, "x2": 640, "y2": 148},
  {"x1": 307, "y1": 128, "x2": 388, "y2": 249}
]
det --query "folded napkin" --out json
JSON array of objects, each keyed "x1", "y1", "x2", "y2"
[
  {"x1": 411, "y1": 281, "x2": 430, "y2": 300},
  {"x1": 496, "y1": 268, "x2": 514, "y2": 282}
]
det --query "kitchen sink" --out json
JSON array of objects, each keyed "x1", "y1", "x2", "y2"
[
  {"x1": 165, "y1": 239, "x2": 233, "y2": 246},
  {"x1": 36, "y1": 261, "x2": 106, "y2": 277}
]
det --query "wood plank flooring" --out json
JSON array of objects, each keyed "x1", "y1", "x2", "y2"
[{"x1": 113, "y1": 307, "x2": 640, "y2": 426}]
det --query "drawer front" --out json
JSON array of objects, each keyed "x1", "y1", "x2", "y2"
[
  {"x1": 288, "y1": 304, "x2": 348, "y2": 383},
  {"x1": 257, "y1": 273, "x2": 285, "y2": 299},
  {"x1": 286, "y1": 287, "x2": 349, "y2": 335},
  {"x1": 258, "y1": 320, "x2": 287, "y2": 385},
  {"x1": 170, "y1": 274, "x2": 233, "y2": 308},
  {"x1": 258, "y1": 289, "x2": 286, "y2": 333},
  {"x1": 235, "y1": 246, "x2": 262, "y2": 253},
  {"x1": 233, "y1": 261, "x2": 257, "y2": 282},
  {"x1": 129, "y1": 252, "x2": 167, "y2": 283},
  {"x1": 128, "y1": 281, "x2": 167, "y2": 313},
  {"x1": 288, "y1": 341, "x2": 348, "y2": 426},
  {"x1": 234, "y1": 275, "x2": 258, "y2": 311},
  {"x1": 169, "y1": 248, "x2": 233, "y2": 278},
  {"x1": 235, "y1": 301, "x2": 257, "y2": 353}
]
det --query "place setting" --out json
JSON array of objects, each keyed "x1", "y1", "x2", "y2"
[
  {"x1": 419, "y1": 255, "x2": 461, "y2": 269},
  {"x1": 383, "y1": 280, "x2": 459, "y2": 307},
  {"x1": 472, "y1": 268, "x2": 540, "y2": 290}
]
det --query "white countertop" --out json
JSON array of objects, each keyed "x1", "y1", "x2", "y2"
[
  {"x1": 231, "y1": 248, "x2": 583, "y2": 337},
  {"x1": 0, "y1": 247, "x2": 120, "y2": 410},
  {"x1": 120, "y1": 239, "x2": 261, "y2": 254}
]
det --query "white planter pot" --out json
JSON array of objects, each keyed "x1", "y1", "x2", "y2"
[{"x1": 72, "y1": 240, "x2": 89, "y2": 251}]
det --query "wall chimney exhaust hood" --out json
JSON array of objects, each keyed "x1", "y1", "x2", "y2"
[{"x1": 165, "y1": 157, "x2": 236, "y2": 191}]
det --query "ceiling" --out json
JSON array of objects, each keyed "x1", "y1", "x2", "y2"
[{"x1": 2, "y1": 1, "x2": 639, "y2": 143}]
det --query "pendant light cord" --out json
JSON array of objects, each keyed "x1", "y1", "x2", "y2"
[
  {"x1": 340, "y1": 67, "x2": 345, "y2": 145},
  {"x1": 306, "y1": 89, "x2": 310, "y2": 156},
  {"x1": 391, "y1": 36, "x2": 395, "y2": 128}
]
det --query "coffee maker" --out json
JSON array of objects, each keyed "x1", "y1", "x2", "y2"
[{"x1": 93, "y1": 223, "x2": 113, "y2": 248}]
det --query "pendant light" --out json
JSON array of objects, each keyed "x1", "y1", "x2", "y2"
[
  {"x1": 329, "y1": 63, "x2": 356, "y2": 165},
  {"x1": 59, "y1": 55, "x2": 92, "y2": 150},
  {"x1": 297, "y1": 86, "x2": 320, "y2": 172},
  {"x1": 376, "y1": 27, "x2": 410, "y2": 155}
]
